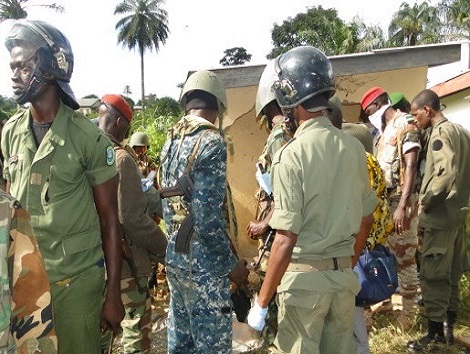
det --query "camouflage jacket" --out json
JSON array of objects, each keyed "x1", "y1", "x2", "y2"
[
  {"x1": 0, "y1": 191, "x2": 57, "y2": 353},
  {"x1": 160, "y1": 115, "x2": 237, "y2": 276}
]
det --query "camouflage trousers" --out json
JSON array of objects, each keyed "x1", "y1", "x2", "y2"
[
  {"x1": 102, "y1": 276, "x2": 151, "y2": 354},
  {"x1": 166, "y1": 267, "x2": 232, "y2": 354},
  {"x1": 0, "y1": 328, "x2": 16, "y2": 353},
  {"x1": 386, "y1": 195, "x2": 420, "y2": 300}
]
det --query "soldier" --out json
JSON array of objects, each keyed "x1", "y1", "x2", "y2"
[
  {"x1": 389, "y1": 92, "x2": 411, "y2": 113},
  {"x1": 159, "y1": 70, "x2": 249, "y2": 353},
  {"x1": 407, "y1": 89, "x2": 470, "y2": 351},
  {"x1": 360, "y1": 86, "x2": 422, "y2": 328},
  {"x1": 0, "y1": 190, "x2": 57, "y2": 353},
  {"x1": 129, "y1": 132, "x2": 159, "y2": 187},
  {"x1": 247, "y1": 59, "x2": 294, "y2": 259},
  {"x1": 247, "y1": 46, "x2": 376, "y2": 353},
  {"x1": 1, "y1": 20, "x2": 124, "y2": 353},
  {"x1": 98, "y1": 94, "x2": 167, "y2": 353}
]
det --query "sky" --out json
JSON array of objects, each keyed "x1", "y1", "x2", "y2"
[{"x1": 0, "y1": 0, "x2": 440, "y2": 103}]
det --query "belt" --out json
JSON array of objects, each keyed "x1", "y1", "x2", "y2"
[{"x1": 286, "y1": 256, "x2": 352, "y2": 272}]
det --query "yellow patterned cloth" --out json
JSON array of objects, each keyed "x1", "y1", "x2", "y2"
[{"x1": 365, "y1": 152, "x2": 393, "y2": 250}]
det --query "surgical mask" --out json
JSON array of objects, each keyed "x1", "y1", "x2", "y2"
[{"x1": 368, "y1": 104, "x2": 390, "y2": 132}]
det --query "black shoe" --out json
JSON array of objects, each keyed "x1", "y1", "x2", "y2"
[
  {"x1": 444, "y1": 310, "x2": 457, "y2": 345},
  {"x1": 407, "y1": 334, "x2": 446, "y2": 351}
]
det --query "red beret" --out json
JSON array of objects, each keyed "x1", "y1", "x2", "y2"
[
  {"x1": 101, "y1": 94, "x2": 133, "y2": 122},
  {"x1": 360, "y1": 87, "x2": 386, "y2": 110}
]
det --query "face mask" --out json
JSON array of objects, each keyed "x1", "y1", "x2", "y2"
[{"x1": 368, "y1": 104, "x2": 390, "y2": 132}]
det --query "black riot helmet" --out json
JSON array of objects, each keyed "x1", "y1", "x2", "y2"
[
  {"x1": 272, "y1": 46, "x2": 335, "y2": 111},
  {"x1": 5, "y1": 20, "x2": 79, "y2": 109}
]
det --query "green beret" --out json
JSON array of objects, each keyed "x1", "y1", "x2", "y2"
[{"x1": 389, "y1": 92, "x2": 405, "y2": 106}]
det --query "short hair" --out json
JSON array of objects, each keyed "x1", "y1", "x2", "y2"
[{"x1": 412, "y1": 89, "x2": 440, "y2": 111}]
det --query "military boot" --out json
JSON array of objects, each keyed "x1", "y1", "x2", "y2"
[
  {"x1": 444, "y1": 310, "x2": 457, "y2": 345},
  {"x1": 407, "y1": 320, "x2": 446, "y2": 351}
]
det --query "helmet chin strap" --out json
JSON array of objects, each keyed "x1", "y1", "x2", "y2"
[
  {"x1": 283, "y1": 108, "x2": 298, "y2": 133},
  {"x1": 13, "y1": 75, "x2": 43, "y2": 105}
]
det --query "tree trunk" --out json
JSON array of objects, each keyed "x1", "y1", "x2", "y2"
[{"x1": 140, "y1": 46, "x2": 145, "y2": 110}]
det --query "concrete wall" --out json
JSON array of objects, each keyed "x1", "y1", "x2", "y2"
[
  {"x1": 440, "y1": 88, "x2": 470, "y2": 132},
  {"x1": 223, "y1": 66, "x2": 428, "y2": 260}
]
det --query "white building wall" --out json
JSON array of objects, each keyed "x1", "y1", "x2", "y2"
[{"x1": 440, "y1": 89, "x2": 470, "y2": 132}]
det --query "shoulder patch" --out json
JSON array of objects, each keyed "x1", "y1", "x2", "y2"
[
  {"x1": 106, "y1": 145, "x2": 116, "y2": 166},
  {"x1": 432, "y1": 139, "x2": 443, "y2": 151}
]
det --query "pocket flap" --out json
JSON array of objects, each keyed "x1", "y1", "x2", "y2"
[{"x1": 62, "y1": 229, "x2": 102, "y2": 256}]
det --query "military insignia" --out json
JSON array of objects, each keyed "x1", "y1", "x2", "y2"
[
  {"x1": 106, "y1": 146, "x2": 115, "y2": 166},
  {"x1": 432, "y1": 139, "x2": 443, "y2": 151},
  {"x1": 54, "y1": 48, "x2": 69, "y2": 73}
]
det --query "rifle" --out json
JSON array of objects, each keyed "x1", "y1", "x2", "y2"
[
  {"x1": 251, "y1": 228, "x2": 275, "y2": 271},
  {"x1": 121, "y1": 237, "x2": 147, "y2": 295}
]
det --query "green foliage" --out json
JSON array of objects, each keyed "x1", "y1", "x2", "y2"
[
  {"x1": 0, "y1": 0, "x2": 63, "y2": 21},
  {"x1": 129, "y1": 102, "x2": 182, "y2": 164},
  {"x1": 267, "y1": 6, "x2": 360, "y2": 58},
  {"x1": 219, "y1": 47, "x2": 252, "y2": 66},
  {"x1": 0, "y1": 95, "x2": 18, "y2": 119},
  {"x1": 388, "y1": 1, "x2": 442, "y2": 46},
  {"x1": 438, "y1": 0, "x2": 470, "y2": 40}
]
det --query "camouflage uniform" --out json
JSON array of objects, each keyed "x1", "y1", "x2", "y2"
[
  {"x1": 255, "y1": 121, "x2": 293, "y2": 267},
  {"x1": 376, "y1": 111, "x2": 422, "y2": 301},
  {"x1": 0, "y1": 190, "x2": 57, "y2": 353},
  {"x1": 160, "y1": 115, "x2": 237, "y2": 354},
  {"x1": 135, "y1": 154, "x2": 158, "y2": 186},
  {"x1": 101, "y1": 138, "x2": 167, "y2": 354}
]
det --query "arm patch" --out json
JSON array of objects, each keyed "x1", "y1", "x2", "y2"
[{"x1": 432, "y1": 139, "x2": 443, "y2": 151}]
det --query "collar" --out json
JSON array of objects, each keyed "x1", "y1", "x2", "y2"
[
  {"x1": 433, "y1": 117, "x2": 448, "y2": 129},
  {"x1": 294, "y1": 115, "x2": 332, "y2": 137},
  {"x1": 20, "y1": 100, "x2": 69, "y2": 148}
]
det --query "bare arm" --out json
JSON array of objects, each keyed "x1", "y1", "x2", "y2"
[
  {"x1": 394, "y1": 147, "x2": 419, "y2": 234},
  {"x1": 93, "y1": 176, "x2": 125, "y2": 334},
  {"x1": 257, "y1": 229, "x2": 297, "y2": 307},
  {"x1": 353, "y1": 214, "x2": 374, "y2": 265}
]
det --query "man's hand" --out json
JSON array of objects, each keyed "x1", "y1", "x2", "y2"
[
  {"x1": 393, "y1": 205, "x2": 410, "y2": 235},
  {"x1": 100, "y1": 293, "x2": 124, "y2": 334},
  {"x1": 229, "y1": 259, "x2": 249, "y2": 284},
  {"x1": 247, "y1": 220, "x2": 269, "y2": 240},
  {"x1": 247, "y1": 298, "x2": 268, "y2": 331}
]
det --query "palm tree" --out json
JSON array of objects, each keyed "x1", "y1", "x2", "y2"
[
  {"x1": 438, "y1": 0, "x2": 470, "y2": 40},
  {"x1": 115, "y1": 0, "x2": 169, "y2": 110},
  {"x1": 350, "y1": 17, "x2": 386, "y2": 52},
  {"x1": 388, "y1": 1, "x2": 441, "y2": 47},
  {"x1": 0, "y1": 0, "x2": 63, "y2": 21}
]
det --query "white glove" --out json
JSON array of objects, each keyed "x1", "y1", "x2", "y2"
[{"x1": 247, "y1": 298, "x2": 268, "y2": 331}]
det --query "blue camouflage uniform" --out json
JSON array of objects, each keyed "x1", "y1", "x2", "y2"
[{"x1": 160, "y1": 115, "x2": 237, "y2": 354}]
